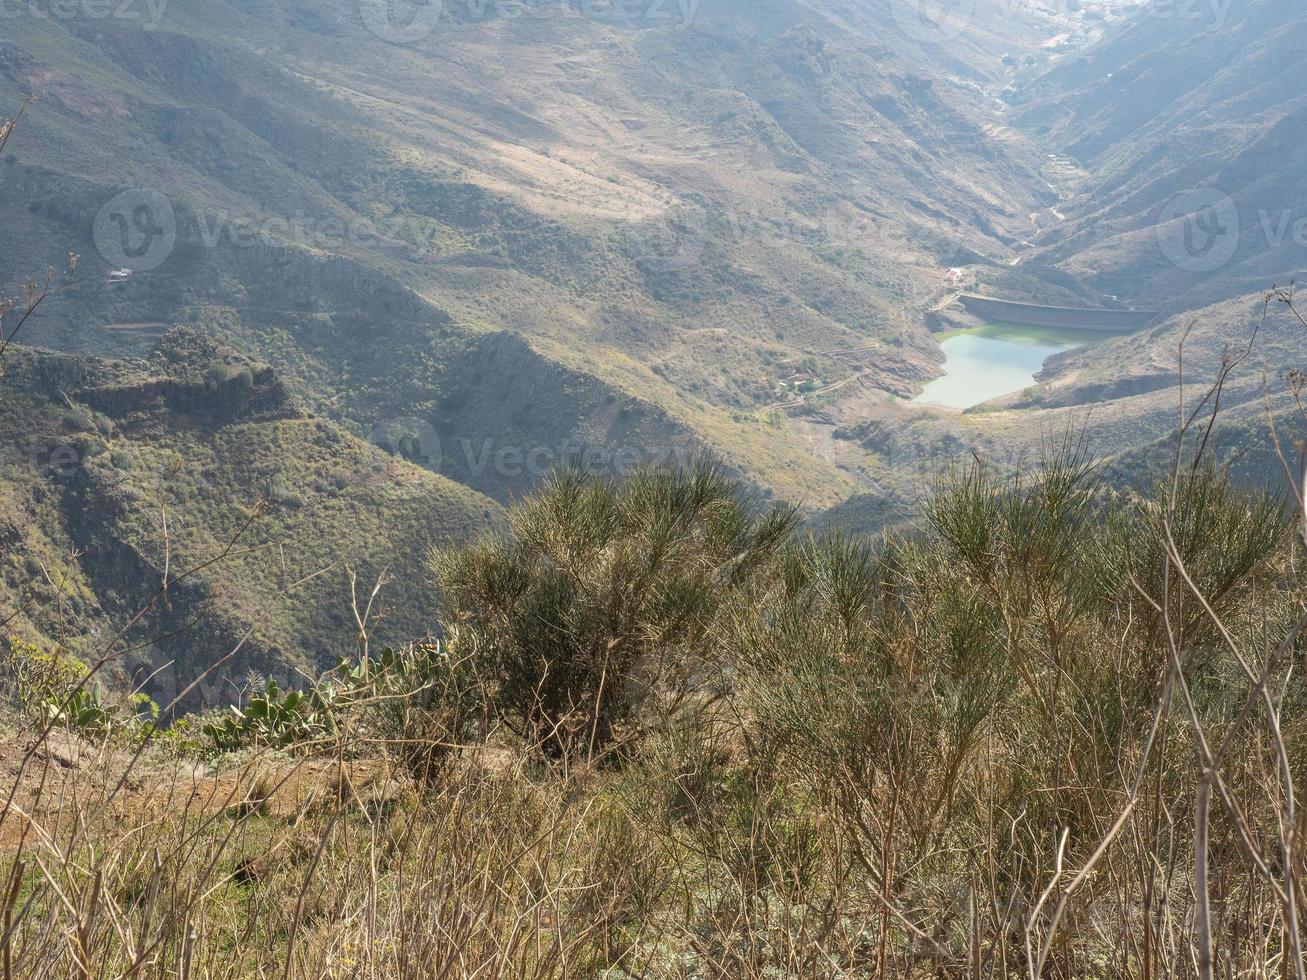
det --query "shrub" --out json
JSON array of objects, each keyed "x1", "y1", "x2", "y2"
[
  {"x1": 1, "y1": 637, "x2": 159, "y2": 740},
  {"x1": 204, "y1": 678, "x2": 335, "y2": 752},
  {"x1": 1, "y1": 448, "x2": 1303, "y2": 976},
  {"x1": 727, "y1": 448, "x2": 1299, "y2": 973},
  {"x1": 203, "y1": 644, "x2": 479, "y2": 771},
  {"x1": 432, "y1": 462, "x2": 797, "y2": 757},
  {"x1": 0, "y1": 636, "x2": 88, "y2": 714}
]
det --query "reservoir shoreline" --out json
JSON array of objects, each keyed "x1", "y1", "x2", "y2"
[{"x1": 914, "y1": 322, "x2": 1130, "y2": 410}]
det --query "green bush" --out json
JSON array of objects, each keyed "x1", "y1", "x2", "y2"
[
  {"x1": 0, "y1": 636, "x2": 88, "y2": 713},
  {"x1": 204, "y1": 679, "x2": 334, "y2": 752},
  {"x1": 1, "y1": 637, "x2": 160, "y2": 740},
  {"x1": 725, "y1": 447, "x2": 1297, "y2": 953},
  {"x1": 202, "y1": 643, "x2": 477, "y2": 767},
  {"x1": 432, "y1": 462, "x2": 797, "y2": 757}
]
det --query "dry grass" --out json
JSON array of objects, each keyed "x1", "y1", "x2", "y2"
[{"x1": 2, "y1": 433, "x2": 1304, "y2": 979}]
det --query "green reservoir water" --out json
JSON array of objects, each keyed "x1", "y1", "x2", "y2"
[{"x1": 914, "y1": 323, "x2": 1124, "y2": 409}]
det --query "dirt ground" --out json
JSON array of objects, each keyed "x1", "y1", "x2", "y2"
[{"x1": 0, "y1": 726, "x2": 403, "y2": 854}]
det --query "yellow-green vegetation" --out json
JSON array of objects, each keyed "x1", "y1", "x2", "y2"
[
  {"x1": 0, "y1": 637, "x2": 89, "y2": 716},
  {"x1": 0, "y1": 637, "x2": 161, "y2": 741},
  {"x1": 2, "y1": 446, "x2": 1305, "y2": 976},
  {"x1": 0, "y1": 337, "x2": 503, "y2": 703}
]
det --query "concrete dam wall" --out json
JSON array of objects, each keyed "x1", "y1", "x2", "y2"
[{"x1": 957, "y1": 294, "x2": 1158, "y2": 332}]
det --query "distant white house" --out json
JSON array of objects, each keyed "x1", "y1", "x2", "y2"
[
  {"x1": 107, "y1": 268, "x2": 133, "y2": 283},
  {"x1": 944, "y1": 267, "x2": 965, "y2": 284}
]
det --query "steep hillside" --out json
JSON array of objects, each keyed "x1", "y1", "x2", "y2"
[
  {"x1": 0, "y1": 332, "x2": 502, "y2": 707},
  {"x1": 0, "y1": 0, "x2": 1085, "y2": 508},
  {"x1": 799, "y1": 0, "x2": 1307, "y2": 538},
  {"x1": 3, "y1": 183, "x2": 848, "y2": 503},
  {"x1": 1012, "y1": 0, "x2": 1307, "y2": 310},
  {"x1": 12, "y1": 0, "x2": 1295, "y2": 522}
]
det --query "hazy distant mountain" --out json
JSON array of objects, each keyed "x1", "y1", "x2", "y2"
[
  {"x1": 824, "y1": 0, "x2": 1307, "y2": 533},
  {"x1": 0, "y1": 0, "x2": 1082, "y2": 674},
  {"x1": 1014, "y1": 0, "x2": 1307, "y2": 309}
]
